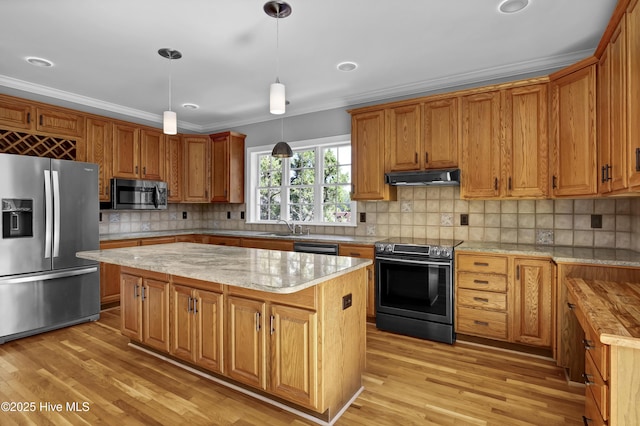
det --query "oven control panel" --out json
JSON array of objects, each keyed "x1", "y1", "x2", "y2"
[{"x1": 375, "y1": 242, "x2": 453, "y2": 259}]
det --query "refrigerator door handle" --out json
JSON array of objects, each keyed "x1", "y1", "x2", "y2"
[
  {"x1": 0, "y1": 266, "x2": 98, "y2": 285},
  {"x1": 44, "y1": 170, "x2": 53, "y2": 259},
  {"x1": 52, "y1": 170, "x2": 61, "y2": 257}
]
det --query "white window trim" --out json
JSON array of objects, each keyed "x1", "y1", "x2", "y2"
[{"x1": 245, "y1": 134, "x2": 356, "y2": 227}]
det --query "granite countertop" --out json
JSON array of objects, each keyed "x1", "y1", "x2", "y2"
[
  {"x1": 99, "y1": 228, "x2": 380, "y2": 245},
  {"x1": 458, "y1": 241, "x2": 640, "y2": 268},
  {"x1": 78, "y1": 242, "x2": 371, "y2": 294},
  {"x1": 566, "y1": 277, "x2": 640, "y2": 349}
]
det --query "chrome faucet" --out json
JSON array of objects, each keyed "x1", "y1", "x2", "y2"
[{"x1": 277, "y1": 219, "x2": 296, "y2": 234}]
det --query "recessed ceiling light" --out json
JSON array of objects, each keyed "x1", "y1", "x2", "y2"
[
  {"x1": 337, "y1": 61, "x2": 358, "y2": 72},
  {"x1": 498, "y1": 0, "x2": 529, "y2": 14},
  {"x1": 182, "y1": 103, "x2": 199, "y2": 110},
  {"x1": 26, "y1": 57, "x2": 54, "y2": 67}
]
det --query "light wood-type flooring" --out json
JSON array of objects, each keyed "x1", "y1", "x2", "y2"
[{"x1": 0, "y1": 308, "x2": 584, "y2": 425}]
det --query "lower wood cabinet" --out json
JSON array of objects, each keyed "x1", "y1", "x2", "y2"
[
  {"x1": 240, "y1": 238, "x2": 294, "y2": 251},
  {"x1": 99, "y1": 239, "x2": 139, "y2": 305},
  {"x1": 205, "y1": 235, "x2": 241, "y2": 246},
  {"x1": 455, "y1": 251, "x2": 553, "y2": 348},
  {"x1": 120, "y1": 268, "x2": 170, "y2": 353},
  {"x1": 339, "y1": 244, "x2": 375, "y2": 319},
  {"x1": 170, "y1": 278, "x2": 224, "y2": 374}
]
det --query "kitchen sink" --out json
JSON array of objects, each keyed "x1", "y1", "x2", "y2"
[{"x1": 257, "y1": 232, "x2": 298, "y2": 237}]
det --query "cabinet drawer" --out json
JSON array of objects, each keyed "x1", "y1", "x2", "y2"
[
  {"x1": 456, "y1": 271, "x2": 507, "y2": 292},
  {"x1": 228, "y1": 285, "x2": 316, "y2": 310},
  {"x1": 457, "y1": 253, "x2": 508, "y2": 274},
  {"x1": 585, "y1": 352, "x2": 609, "y2": 421},
  {"x1": 584, "y1": 388, "x2": 607, "y2": 426},
  {"x1": 456, "y1": 306, "x2": 508, "y2": 340},
  {"x1": 457, "y1": 289, "x2": 507, "y2": 311},
  {"x1": 338, "y1": 244, "x2": 374, "y2": 259},
  {"x1": 572, "y1": 301, "x2": 609, "y2": 380}
]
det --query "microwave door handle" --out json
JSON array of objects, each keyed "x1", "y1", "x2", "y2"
[{"x1": 153, "y1": 185, "x2": 159, "y2": 208}]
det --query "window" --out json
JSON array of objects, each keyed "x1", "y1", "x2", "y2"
[{"x1": 247, "y1": 135, "x2": 356, "y2": 226}]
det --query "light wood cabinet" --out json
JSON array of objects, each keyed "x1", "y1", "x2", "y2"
[
  {"x1": 456, "y1": 252, "x2": 553, "y2": 348},
  {"x1": 627, "y1": 0, "x2": 640, "y2": 189},
  {"x1": 339, "y1": 244, "x2": 375, "y2": 319},
  {"x1": 112, "y1": 124, "x2": 164, "y2": 180},
  {"x1": 349, "y1": 109, "x2": 396, "y2": 201},
  {"x1": 422, "y1": 97, "x2": 459, "y2": 169},
  {"x1": 165, "y1": 135, "x2": 183, "y2": 202},
  {"x1": 170, "y1": 279, "x2": 224, "y2": 374},
  {"x1": 120, "y1": 268, "x2": 170, "y2": 352},
  {"x1": 0, "y1": 95, "x2": 84, "y2": 139},
  {"x1": 549, "y1": 62, "x2": 598, "y2": 197},
  {"x1": 183, "y1": 135, "x2": 210, "y2": 202},
  {"x1": 512, "y1": 257, "x2": 553, "y2": 347},
  {"x1": 0, "y1": 95, "x2": 34, "y2": 130},
  {"x1": 139, "y1": 236, "x2": 176, "y2": 245},
  {"x1": 227, "y1": 296, "x2": 267, "y2": 389},
  {"x1": 386, "y1": 103, "x2": 421, "y2": 171},
  {"x1": 99, "y1": 239, "x2": 139, "y2": 305},
  {"x1": 35, "y1": 106, "x2": 85, "y2": 138},
  {"x1": 205, "y1": 235, "x2": 241, "y2": 246},
  {"x1": 86, "y1": 117, "x2": 113, "y2": 201},
  {"x1": 209, "y1": 131, "x2": 245, "y2": 203},
  {"x1": 460, "y1": 91, "x2": 502, "y2": 198},
  {"x1": 460, "y1": 85, "x2": 548, "y2": 199},
  {"x1": 240, "y1": 238, "x2": 294, "y2": 251},
  {"x1": 139, "y1": 128, "x2": 164, "y2": 180}
]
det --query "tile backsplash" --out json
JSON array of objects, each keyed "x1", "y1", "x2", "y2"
[{"x1": 101, "y1": 189, "x2": 640, "y2": 252}]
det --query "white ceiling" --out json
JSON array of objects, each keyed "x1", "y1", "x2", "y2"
[{"x1": 0, "y1": 0, "x2": 618, "y2": 133}]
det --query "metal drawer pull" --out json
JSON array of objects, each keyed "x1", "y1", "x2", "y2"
[
  {"x1": 270, "y1": 315, "x2": 275, "y2": 335},
  {"x1": 255, "y1": 312, "x2": 261, "y2": 332},
  {"x1": 193, "y1": 299, "x2": 198, "y2": 314},
  {"x1": 473, "y1": 297, "x2": 489, "y2": 303},
  {"x1": 582, "y1": 415, "x2": 592, "y2": 425},
  {"x1": 583, "y1": 339, "x2": 594, "y2": 350},
  {"x1": 473, "y1": 320, "x2": 489, "y2": 326},
  {"x1": 187, "y1": 296, "x2": 192, "y2": 313},
  {"x1": 567, "y1": 302, "x2": 575, "y2": 310},
  {"x1": 582, "y1": 373, "x2": 594, "y2": 386},
  {"x1": 473, "y1": 280, "x2": 489, "y2": 284},
  {"x1": 473, "y1": 262, "x2": 489, "y2": 267}
]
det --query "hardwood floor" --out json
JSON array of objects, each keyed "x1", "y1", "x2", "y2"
[{"x1": 0, "y1": 308, "x2": 583, "y2": 425}]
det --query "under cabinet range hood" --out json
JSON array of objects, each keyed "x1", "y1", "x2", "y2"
[{"x1": 385, "y1": 169, "x2": 460, "y2": 186}]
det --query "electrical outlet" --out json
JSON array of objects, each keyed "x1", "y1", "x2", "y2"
[
  {"x1": 359, "y1": 212, "x2": 366, "y2": 223},
  {"x1": 240, "y1": 211, "x2": 245, "y2": 220},
  {"x1": 460, "y1": 214, "x2": 469, "y2": 226},
  {"x1": 342, "y1": 293, "x2": 352, "y2": 310},
  {"x1": 227, "y1": 211, "x2": 231, "y2": 219},
  {"x1": 182, "y1": 211, "x2": 187, "y2": 219},
  {"x1": 591, "y1": 214, "x2": 603, "y2": 229}
]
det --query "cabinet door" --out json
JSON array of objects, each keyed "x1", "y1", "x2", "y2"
[
  {"x1": 35, "y1": 106, "x2": 84, "y2": 138},
  {"x1": 270, "y1": 304, "x2": 318, "y2": 408},
  {"x1": 183, "y1": 136, "x2": 210, "y2": 202},
  {"x1": 504, "y1": 84, "x2": 548, "y2": 198},
  {"x1": 210, "y1": 134, "x2": 230, "y2": 202},
  {"x1": 240, "y1": 238, "x2": 294, "y2": 251},
  {"x1": 0, "y1": 96, "x2": 34, "y2": 130},
  {"x1": 550, "y1": 65, "x2": 597, "y2": 197},
  {"x1": 460, "y1": 91, "x2": 501, "y2": 198},
  {"x1": 120, "y1": 273, "x2": 143, "y2": 341},
  {"x1": 140, "y1": 128, "x2": 165, "y2": 180},
  {"x1": 609, "y1": 21, "x2": 628, "y2": 192},
  {"x1": 165, "y1": 135, "x2": 183, "y2": 201},
  {"x1": 513, "y1": 258, "x2": 553, "y2": 347},
  {"x1": 386, "y1": 103, "x2": 421, "y2": 171},
  {"x1": 142, "y1": 278, "x2": 170, "y2": 352},
  {"x1": 139, "y1": 236, "x2": 175, "y2": 245},
  {"x1": 351, "y1": 110, "x2": 395, "y2": 200},
  {"x1": 598, "y1": 47, "x2": 613, "y2": 194},
  {"x1": 205, "y1": 236, "x2": 241, "y2": 246},
  {"x1": 627, "y1": 0, "x2": 640, "y2": 189},
  {"x1": 112, "y1": 123, "x2": 140, "y2": 178},
  {"x1": 86, "y1": 118, "x2": 113, "y2": 201},
  {"x1": 99, "y1": 239, "x2": 138, "y2": 304},
  {"x1": 227, "y1": 296, "x2": 267, "y2": 389},
  {"x1": 422, "y1": 98, "x2": 459, "y2": 169},
  {"x1": 195, "y1": 289, "x2": 224, "y2": 373},
  {"x1": 170, "y1": 285, "x2": 195, "y2": 363}
]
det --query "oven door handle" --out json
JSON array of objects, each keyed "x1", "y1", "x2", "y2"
[{"x1": 375, "y1": 256, "x2": 449, "y2": 266}]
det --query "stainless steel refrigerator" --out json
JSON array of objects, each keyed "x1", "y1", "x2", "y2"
[{"x1": 0, "y1": 153, "x2": 100, "y2": 344}]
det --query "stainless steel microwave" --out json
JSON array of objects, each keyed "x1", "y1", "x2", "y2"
[{"x1": 105, "y1": 178, "x2": 168, "y2": 210}]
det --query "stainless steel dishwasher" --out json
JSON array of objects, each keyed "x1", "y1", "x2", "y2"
[{"x1": 293, "y1": 241, "x2": 339, "y2": 255}]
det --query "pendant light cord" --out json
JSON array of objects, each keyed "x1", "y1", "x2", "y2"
[
  {"x1": 168, "y1": 53, "x2": 173, "y2": 112},
  {"x1": 276, "y1": 4, "x2": 280, "y2": 82}
]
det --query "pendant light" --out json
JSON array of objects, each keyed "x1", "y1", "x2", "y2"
[
  {"x1": 264, "y1": 1, "x2": 291, "y2": 115},
  {"x1": 271, "y1": 117, "x2": 293, "y2": 158},
  {"x1": 158, "y1": 48, "x2": 182, "y2": 135}
]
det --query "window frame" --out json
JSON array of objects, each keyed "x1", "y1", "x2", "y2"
[{"x1": 246, "y1": 134, "x2": 356, "y2": 227}]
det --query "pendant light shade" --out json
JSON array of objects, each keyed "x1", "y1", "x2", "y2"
[
  {"x1": 272, "y1": 117, "x2": 292, "y2": 158},
  {"x1": 265, "y1": 1, "x2": 291, "y2": 115},
  {"x1": 158, "y1": 48, "x2": 182, "y2": 135},
  {"x1": 163, "y1": 110, "x2": 177, "y2": 135},
  {"x1": 270, "y1": 80, "x2": 286, "y2": 115}
]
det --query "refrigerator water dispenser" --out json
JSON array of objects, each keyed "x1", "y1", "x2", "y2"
[{"x1": 2, "y1": 199, "x2": 33, "y2": 238}]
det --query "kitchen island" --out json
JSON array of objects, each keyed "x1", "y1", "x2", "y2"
[{"x1": 77, "y1": 242, "x2": 371, "y2": 425}]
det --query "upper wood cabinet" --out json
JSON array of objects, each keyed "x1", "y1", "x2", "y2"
[
  {"x1": 460, "y1": 91, "x2": 502, "y2": 198},
  {"x1": 386, "y1": 103, "x2": 421, "y2": 171},
  {"x1": 183, "y1": 135, "x2": 211, "y2": 202},
  {"x1": 549, "y1": 62, "x2": 598, "y2": 197},
  {"x1": 165, "y1": 135, "x2": 183, "y2": 202},
  {"x1": 112, "y1": 124, "x2": 165, "y2": 180},
  {"x1": 0, "y1": 96, "x2": 33, "y2": 130},
  {"x1": 422, "y1": 98, "x2": 459, "y2": 169},
  {"x1": 0, "y1": 95, "x2": 84, "y2": 138},
  {"x1": 85, "y1": 117, "x2": 113, "y2": 201},
  {"x1": 349, "y1": 109, "x2": 396, "y2": 201},
  {"x1": 210, "y1": 131, "x2": 245, "y2": 203},
  {"x1": 627, "y1": 0, "x2": 640, "y2": 189}
]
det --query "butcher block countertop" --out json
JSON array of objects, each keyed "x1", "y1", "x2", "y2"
[
  {"x1": 77, "y1": 242, "x2": 371, "y2": 294},
  {"x1": 566, "y1": 277, "x2": 640, "y2": 349}
]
